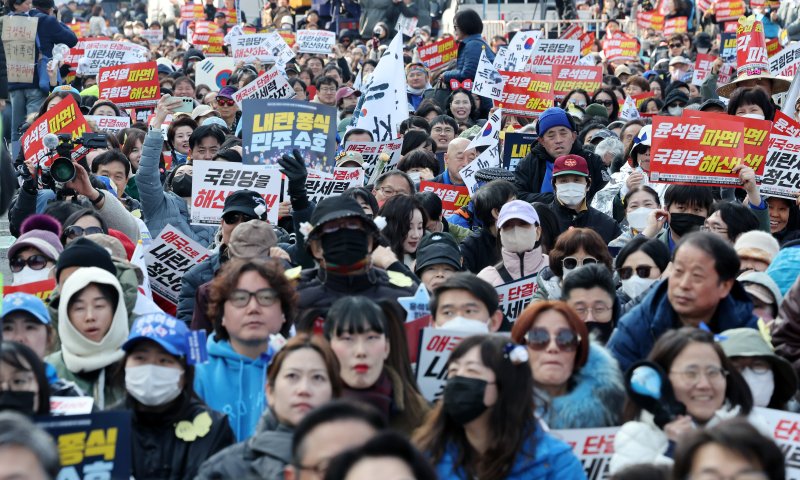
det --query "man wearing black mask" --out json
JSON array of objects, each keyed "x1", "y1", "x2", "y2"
[{"x1": 641, "y1": 185, "x2": 714, "y2": 254}]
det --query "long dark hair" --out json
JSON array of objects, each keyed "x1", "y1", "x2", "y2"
[
  {"x1": 592, "y1": 88, "x2": 620, "y2": 121},
  {"x1": 378, "y1": 195, "x2": 429, "y2": 261},
  {"x1": 0, "y1": 341, "x2": 51, "y2": 415},
  {"x1": 413, "y1": 335, "x2": 535, "y2": 479}
]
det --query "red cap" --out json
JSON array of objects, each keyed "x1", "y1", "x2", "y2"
[{"x1": 553, "y1": 154, "x2": 589, "y2": 177}]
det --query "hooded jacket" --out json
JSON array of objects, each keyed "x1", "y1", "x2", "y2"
[
  {"x1": 514, "y1": 141, "x2": 607, "y2": 204},
  {"x1": 546, "y1": 199, "x2": 622, "y2": 244},
  {"x1": 535, "y1": 344, "x2": 625, "y2": 429},
  {"x1": 194, "y1": 333, "x2": 274, "y2": 442},
  {"x1": 477, "y1": 247, "x2": 548, "y2": 287},
  {"x1": 607, "y1": 279, "x2": 759, "y2": 372}
]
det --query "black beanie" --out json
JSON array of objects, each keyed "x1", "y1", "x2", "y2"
[{"x1": 56, "y1": 237, "x2": 117, "y2": 281}]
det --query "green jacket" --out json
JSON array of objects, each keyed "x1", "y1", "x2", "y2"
[{"x1": 45, "y1": 351, "x2": 126, "y2": 410}]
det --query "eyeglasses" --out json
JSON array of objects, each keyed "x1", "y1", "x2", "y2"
[
  {"x1": 669, "y1": 43, "x2": 683, "y2": 48},
  {"x1": 319, "y1": 87, "x2": 337, "y2": 93},
  {"x1": 10, "y1": 255, "x2": 50, "y2": 273},
  {"x1": 572, "y1": 304, "x2": 612, "y2": 319},
  {"x1": 670, "y1": 366, "x2": 728, "y2": 384},
  {"x1": 377, "y1": 186, "x2": 406, "y2": 197},
  {"x1": 228, "y1": 288, "x2": 280, "y2": 307},
  {"x1": 569, "y1": 99, "x2": 588, "y2": 108},
  {"x1": 562, "y1": 256, "x2": 597, "y2": 270},
  {"x1": 595, "y1": 99, "x2": 615, "y2": 107},
  {"x1": 617, "y1": 265, "x2": 654, "y2": 280},
  {"x1": 701, "y1": 223, "x2": 728, "y2": 235},
  {"x1": 527, "y1": 327, "x2": 581, "y2": 352},
  {"x1": 731, "y1": 358, "x2": 772, "y2": 375},
  {"x1": 64, "y1": 225, "x2": 104, "y2": 240},
  {"x1": 321, "y1": 218, "x2": 363, "y2": 234},
  {"x1": 216, "y1": 97, "x2": 235, "y2": 107},
  {"x1": 222, "y1": 212, "x2": 256, "y2": 225}
]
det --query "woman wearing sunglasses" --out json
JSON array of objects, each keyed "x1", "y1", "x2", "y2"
[
  {"x1": 7, "y1": 220, "x2": 63, "y2": 286},
  {"x1": 615, "y1": 237, "x2": 670, "y2": 315},
  {"x1": 511, "y1": 301, "x2": 625, "y2": 429},
  {"x1": 196, "y1": 258, "x2": 296, "y2": 442},
  {"x1": 61, "y1": 208, "x2": 108, "y2": 246},
  {"x1": 591, "y1": 88, "x2": 620, "y2": 121}
]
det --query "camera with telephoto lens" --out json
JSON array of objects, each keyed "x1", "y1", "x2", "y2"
[{"x1": 39, "y1": 132, "x2": 108, "y2": 190}]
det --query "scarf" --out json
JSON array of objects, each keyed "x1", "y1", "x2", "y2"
[
  {"x1": 407, "y1": 82, "x2": 432, "y2": 96},
  {"x1": 342, "y1": 370, "x2": 394, "y2": 422}
]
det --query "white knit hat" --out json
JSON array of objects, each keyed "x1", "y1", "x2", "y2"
[{"x1": 734, "y1": 230, "x2": 780, "y2": 264}]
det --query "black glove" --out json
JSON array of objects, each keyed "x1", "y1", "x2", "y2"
[{"x1": 279, "y1": 149, "x2": 309, "y2": 211}]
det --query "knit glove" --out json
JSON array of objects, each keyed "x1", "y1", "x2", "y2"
[{"x1": 279, "y1": 149, "x2": 309, "y2": 211}]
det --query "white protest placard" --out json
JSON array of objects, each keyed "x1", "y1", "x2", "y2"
[
  {"x1": 50, "y1": 396, "x2": 95, "y2": 416},
  {"x1": 140, "y1": 29, "x2": 164, "y2": 45},
  {"x1": 232, "y1": 65, "x2": 295, "y2": 106},
  {"x1": 416, "y1": 327, "x2": 470, "y2": 402},
  {"x1": 755, "y1": 407, "x2": 800, "y2": 479},
  {"x1": 550, "y1": 427, "x2": 619, "y2": 480},
  {"x1": 84, "y1": 115, "x2": 131, "y2": 134},
  {"x1": 495, "y1": 275, "x2": 539, "y2": 322},
  {"x1": 231, "y1": 32, "x2": 294, "y2": 65},
  {"x1": 769, "y1": 41, "x2": 800, "y2": 77},
  {"x1": 195, "y1": 57, "x2": 236, "y2": 91},
  {"x1": 692, "y1": 53, "x2": 715, "y2": 86},
  {"x1": 191, "y1": 160, "x2": 283, "y2": 226},
  {"x1": 350, "y1": 33, "x2": 409, "y2": 142},
  {"x1": 304, "y1": 167, "x2": 365, "y2": 203},
  {"x1": 343, "y1": 139, "x2": 404, "y2": 182},
  {"x1": 76, "y1": 41, "x2": 149, "y2": 75},
  {"x1": 467, "y1": 108, "x2": 501, "y2": 150},
  {"x1": 473, "y1": 49, "x2": 505, "y2": 101},
  {"x1": 296, "y1": 29, "x2": 336, "y2": 54},
  {"x1": 145, "y1": 225, "x2": 211, "y2": 305},
  {"x1": 529, "y1": 39, "x2": 580, "y2": 74},
  {"x1": 497, "y1": 30, "x2": 541, "y2": 72},
  {"x1": 460, "y1": 143, "x2": 500, "y2": 195},
  {"x1": 762, "y1": 113, "x2": 800, "y2": 199},
  {"x1": 396, "y1": 15, "x2": 418, "y2": 37},
  {"x1": 2, "y1": 16, "x2": 38, "y2": 83}
]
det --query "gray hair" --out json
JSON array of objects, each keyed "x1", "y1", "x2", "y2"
[
  {"x1": 0, "y1": 411, "x2": 60, "y2": 479},
  {"x1": 595, "y1": 137, "x2": 625, "y2": 162}
]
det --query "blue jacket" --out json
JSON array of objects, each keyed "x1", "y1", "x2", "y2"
[
  {"x1": 194, "y1": 334, "x2": 274, "y2": 442},
  {"x1": 607, "y1": 279, "x2": 759, "y2": 372},
  {"x1": 765, "y1": 243, "x2": 800, "y2": 296},
  {"x1": 434, "y1": 423, "x2": 586, "y2": 480},
  {"x1": 442, "y1": 34, "x2": 494, "y2": 84},
  {"x1": 138, "y1": 130, "x2": 216, "y2": 246},
  {"x1": 8, "y1": 10, "x2": 78, "y2": 91}
]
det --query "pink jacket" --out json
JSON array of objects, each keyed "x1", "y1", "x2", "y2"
[{"x1": 477, "y1": 247, "x2": 548, "y2": 287}]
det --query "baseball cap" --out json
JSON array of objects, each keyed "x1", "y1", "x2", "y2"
[
  {"x1": 1, "y1": 293, "x2": 50, "y2": 325},
  {"x1": 669, "y1": 56, "x2": 691, "y2": 67},
  {"x1": 335, "y1": 87, "x2": 360, "y2": 104},
  {"x1": 336, "y1": 151, "x2": 364, "y2": 167},
  {"x1": 222, "y1": 190, "x2": 268, "y2": 220},
  {"x1": 218, "y1": 86, "x2": 237, "y2": 100},
  {"x1": 553, "y1": 154, "x2": 589, "y2": 177},
  {"x1": 228, "y1": 220, "x2": 278, "y2": 259},
  {"x1": 614, "y1": 65, "x2": 632, "y2": 77},
  {"x1": 122, "y1": 312, "x2": 190, "y2": 357},
  {"x1": 497, "y1": 200, "x2": 540, "y2": 229},
  {"x1": 414, "y1": 232, "x2": 462, "y2": 274},
  {"x1": 590, "y1": 129, "x2": 617, "y2": 144}
]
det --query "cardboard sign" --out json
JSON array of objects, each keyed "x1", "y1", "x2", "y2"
[
  {"x1": 97, "y1": 61, "x2": 160, "y2": 108},
  {"x1": 551, "y1": 427, "x2": 619, "y2": 480},
  {"x1": 602, "y1": 32, "x2": 640, "y2": 62},
  {"x1": 232, "y1": 65, "x2": 295, "y2": 106},
  {"x1": 84, "y1": 115, "x2": 131, "y2": 134},
  {"x1": 231, "y1": 33, "x2": 294, "y2": 65},
  {"x1": 36, "y1": 411, "x2": 132, "y2": 479},
  {"x1": 296, "y1": 29, "x2": 336, "y2": 54},
  {"x1": 496, "y1": 276, "x2": 538, "y2": 322},
  {"x1": 497, "y1": 71, "x2": 554, "y2": 117},
  {"x1": 304, "y1": 168, "x2": 365, "y2": 203},
  {"x1": 530, "y1": 39, "x2": 580, "y2": 74},
  {"x1": 692, "y1": 53, "x2": 717, "y2": 86},
  {"x1": 502, "y1": 132, "x2": 537, "y2": 171},
  {"x1": 3, "y1": 278, "x2": 57, "y2": 302},
  {"x1": 552, "y1": 65, "x2": 602, "y2": 101},
  {"x1": 419, "y1": 181, "x2": 470, "y2": 216},
  {"x1": 396, "y1": 14, "x2": 418, "y2": 37},
  {"x1": 145, "y1": 225, "x2": 210, "y2": 304},
  {"x1": 343, "y1": 139, "x2": 404, "y2": 181},
  {"x1": 769, "y1": 42, "x2": 800, "y2": 76},
  {"x1": 2, "y1": 15, "x2": 38, "y2": 83},
  {"x1": 191, "y1": 161, "x2": 282, "y2": 227},
  {"x1": 21, "y1": 95, "x2": 89, "y2": 167},
  {"x1": 196, "y1": 57, "x2": 236, "y2": 91},
  {"x1": 663, "y1": 16, "x2": 688, "y2": 35},
  {"x1": 762, "y1": 111, "x2": 800, "y2": 199},
  {"x1": 415, "y1": 327, "x2": 469, "y2": 401},
  {"x1": 716, "y1": 0, "x2": 746, "y2": 21},
  {"x1": 241, "y1": 99, "x2": 337, "y2": 169},
  {"x1": 418, "y1": 37, "x2": 458, "y2": 70}
]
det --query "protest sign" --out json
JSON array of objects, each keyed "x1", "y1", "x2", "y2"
[
  {"x1": 140, "y1": 29, "x2": 163, "y2": 45},
  {"x1": 755, "y1": 407, "x2": 800, "y2": 478},
  {"x1": 497, "y1": 71, "x2": 554, "y2": 117},
  {"x1": 3, "y1": 278, "x2": 57, "y2": 302},
  {"x1": 636, "y1": 9, "x2": 665, "y2": 30},
  {"x1": 22, "y1": 95, "x2": 90, "y2": 168},
  {"x1": 497, "y1": 31, "x2": 541, "y2": 72},
  {"x1": 502, "y1": 133, "x2": 537, "y2": 171},
  {"x1": 551, "y1": 427, "x2": 619, "y2": 480},
  {"x1": 496, "y1": 276, "x2": 538, "y2": 322},
  {"x1": 762, "y1": 111, "x2": 800, "y2": 199},
  {"x1": 242, "y1": 99, "x2": 338, "y2": 170},
  {"x1": 232, "y1": 65, "x2": 295, "y2": 106},
  {"x1": 296, "y1": 29, "x2": 336, "y2": 54},
  {"x1": 85, "y1": 115, "x2": 131, "y2": 134},
  {"x1": 767, "y1": 38, "x2": 783, "y2": 57},
  {"x1": 50, "y1": 396, "x2": 95, "y2": 415},
  {"x1": 686, "y1": 110, "x2": 771, "y2": 177},
  {"x1": 602, "y1": 32, "x2": 640, "y2": 62},
  {"x1": 460, "y1": 143, "x2": 500, "y2": 194},
  {"x1": 472, "y1": 48, "x2": 504, "y2": 101},
  {"x1": 398, "y1": 284, "x2": 431, "y2": 323},
  {"x1": 467, "y1": 109, "x2": 502, "y2": 150},
  {"x1": 416, "y1": 327, "x2": 469, "y2": 401},
  {"x1": 396, "y1": 14, "x2": 418, "y2": 37},
  {"x1": 737, "y1": 17, "x2": 769, "y2": 77},
  {"x1": 692, "y1": 53, "x2": 716, "y2": 86},
  {"x1": 67, "y1": 20, "x2": 89, "y2": 38},
  {"x1": 196, "y1": 57, "x2": 236, "y2": 91},
  {"x1": 351, "y1": 33, "x2": 409, "y2": 142},
  {"x1": 180, "y1": 4, "x2": 205, "y2": 21},
  {"x1": 560, "y1": 24, "x2": 583, "y2": 41},
  {"x1": 530, "y1": 39, "x2": 580, "y2": 74},
  {"x1": 2, "y1": 15, "x2": 37, "y2": 83},
  {"x1": 419, "y1": 181, "x2": 470, "y2": 216},
  {"x1": 579, "y1": 31, "x2": 595, "y2": 56},
  {"x1": 664, "y1": 16, "x2": 688, "y2": 35},
  {"x1": 77, "y1": 41, "x2": 148, "y2": 76},
  {"x1": 418, "y1": 37, "x2": 458, "y2": 70},
  {"x1": 619, "y1": 96, "x2": 640, "y2": 121},
  {"x1": 343, "y1": 139, "x2": 404, "y2": 181},
  {"x1": 769, "y1": 42, "x2": 800, "y2": 76},
  {"x1": 189, "y1": 20, "x2": 222, "y2": 46},
  {"x1": 36, "y1": 411, "x2": 132, "y2": 479},
  {"x1": 552, "y1": 65, "x2": 602, "y2": 101},
  {"x1": 97, "y1": 61, "x2": 160, "y2": 108},
  {"x1": 146, "y1": 225, "x2": 210, "y2": 305},
  {"x1": 232, "y1": 33, "x2": 294, "y2": 65},
  {"x1": 721, "y1": 31, "x2": 737, "y2": 63},
  {"x1": 715, "y1": 0, "x2": 746, "y2": 21},
  {"x1": 304, "y1": 168, "x2": 365, "y2": 204}
]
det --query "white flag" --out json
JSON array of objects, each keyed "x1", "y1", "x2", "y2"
[
  {"x1": 467, "y1": 108, "x2": 502, "y2": 150},
  {"x1": 473, "y1": 49, "x2": 505, "y2": 101},
  {"x1": 619, "y1": 96, "x2": 640, "y2": 121},
  {"x1": 496, "y1": 30, "x2": 541, "y2": 72},
  {"x1": 460, "y1": 143, "x2": 500, "y2": 194},
  {"x1": 350, "y1": 33, "x2": 409, "y2": 141}
]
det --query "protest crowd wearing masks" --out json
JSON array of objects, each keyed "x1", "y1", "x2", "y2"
[{"x1": 7, "y1": 1, "x2": 800, "y2": 480}]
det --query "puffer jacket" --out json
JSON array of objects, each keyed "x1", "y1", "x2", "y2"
[
  {"x1": 177, "y1": 251, "x2": 222, "y2": 324},
  {"x1": 765, "y1": 242, "x2": 800, "y2": 295},
  {"x1": 477, "y1": 247, "x2": 548, "y2": 287},
  {"x1": 770, "y1": 276, "x2": 800, "y2": 379},
  {"x1": 535, "y1": 344, "x2": 625, "y2": 429},
  {"x1": 459, "y1": 229, "x2": 499, "y2": 274},
  {"x1": 138, "y1": 130, "x2": 215, "y2": 246},
  {"x1": 546, "y1": 200, "x2": 622, "y2": 244},
  {"x1": 531, "y1": 266, "x2": 561, "y2": 303},
  {"x1": 442, "y1": 34, "x2": 495, "y2": 111}
]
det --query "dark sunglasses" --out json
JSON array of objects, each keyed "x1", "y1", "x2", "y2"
[
  {"x1": 222, "y1": 212, "x2": 256, "y2": 225},
  {"x1": 10, "y1": 255, "x2": 50, "y2": 273},
  {"x1": 562, "y1": 256, "x2": 597, "y2": 270},
  {"x1": 595, "y1": 99, "x2": 615, "y2": 107},
  {"x1": 617, "y1": 265, "x2": 654, "y2": 280},
  {"x1": 216, "y1": 97, "x2": 235, "y2": 106},
  {"x1": 669, "y1": 43, "x2": 682, "y2": 48},
  {"x1": 527, "y1": 327, "x2": 581, "y2": 352},
  {"x1": 64, "y1": 225, "x2": 104, "y2": 240}
]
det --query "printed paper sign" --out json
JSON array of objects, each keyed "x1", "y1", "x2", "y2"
[
  {"x1": 418, "y1": 37, "x2": 458, "y2": 70},
  {"x1": 21, "y1": 95, "x2": 90, "y2": 168},
  {"x1": 716, "y1": 0, "x2": 746, "y2": 21},
  {"x1": 416, "y1": 327, "x2": 469, "y2": 402},
  {"x1": 140, "y1": 29, "x2": 163, "y2": 45},
  {"x1": 769, "y1": 42, "x2": 800, "y2": 77},
  {"x1": 502, "y1": 133, "x2": 537, "y2": 171},
  {"x1": 460, "y1": 143, "x2": 500, "y2": 194},
  {"x1": 2, "y1": 15, "x2": 37, "y2": 83},
  {"x1": 231, "y1": 33, "x2": 294, "y2": 65},
  {"x1": 579, "y1": 32, "x2": 595, "y2": 56},
  {"x1": 664, "y1": 16, "x2": 688, "y2": 35},
  {"x1": 755, "y1": 407, "x2": 800, "y2": 478},
  {"x1": 692, "y1": 53, "x2": 716, "y2": 86},
  {"x1": 602, "y1": 32, "x2": 640, "y2": 62},
  {"x1": 343, "y1": 139, "x2": 404, "y2": 181},
  {"x1": 3, "y1": 278, "x2": 57, "y2": 302},
  {"x1": 196, "y1": 57, "x2": 236, "y2": 91},
  {"x1": 496, "y1": 276, "x2": 539, "y2": 322},
  {"x1": 419, "y1": 181, "x2": 470, "y2": 216},
  {"x1": 497, "y1": 71, "x2": 554, "y2": 117},
  {"x1": 396, "y1": 14, "x2": 418, "y2": 37},
  {"x1": 77, "y1": 41, "x2": 148, "y2": 76},
  {"x1": 191, "y1": 162, "x2": 282, "y2": 226},
  {"x1": 552, "y1": 65, "x2": 602, "y2": 101},
  {"x1": 529, "y1": 39, "x2": 580, "y2": 74},
  {"x1": 304, "y1": 168, "x2": 365, "y2": 203},
  {"x1": 146, "y1": 225, "x2": 210, "y2": 304},
  {"x1": 498, "y1": 31, "x2": 541, "y2": 72},
  {"x1": 767, "y1": 38, "x2": 783, "y2": 58},
  {"x1": 762, "y1": 111, "x2": 800, "y2": 199},
  {"x1": 180, "y1": 4, "x2": 205, "y2": 21},
  {"x1": 232, "y1": 65, "x2": 296, "y2": 106},
  {"x1": 551, "y1": 427, "x2": 619, "y2": 480},
  {"x1": 85, "y1": 115, "x2": 131, "y2": 134},
  {"x1": 97, "y1": 61, "x2": 160, "y2": 108},
  {"x1": 189, "y1": 20, "x2": 222, "y2": 46},
  {"x1": 637, "y1": 10, "x2": 665, "y2": 30},
  {"x1": 296, "y1": 29, "x2": 336, "y2": 54}
]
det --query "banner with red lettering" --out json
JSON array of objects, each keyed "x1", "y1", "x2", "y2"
[
  {"x1": 419, "y1": 181, "x2": 470, "y2": 216},
  {"x1": 551, "y1": 427, "x2": 619, "y2": 480},
  {"x1": 98, "y1": 61, "x2": 160, "y2": 108},
  {"x1": 762, "y1": 111, "x2": 800, "y2": 199},
  {"x1": 497, "y1": 71, "x2": 554, "y2": 117},
  {"x1": 416, "y1": 327, "x2": 470, "y2": 402},
  {"x1": 496, "y1": 276, "x2": 539, "y2": 322},
  {"x1": 755, "y1": 407, "x2": 800, "y2": 478},
  {"x1": 303, "y1": 168, "x2": 365, "y2": 203},
  {"x1": 3, "y1": 279, "x2": 57, "y2": 302},
  {"x1": 715, "y1": 0, "x2": 746, "y2": 21},
  {"x1": 637, "y1": 10, "x2": 665, "y2": 30},
  {"x1": 180, "y1": 4, "x2": 205, "y2": 22},
  {"x1": 664, "y1": 16, "x2": 688, "y2": 35},
  {"x1": 552, "y1": 65, "x2": 603, "y2": 101},
  {"x1": 418, "y1": 37, "x2": 458, "y2": 70},
  {"x1": 602, "y1": 32, "x2": 641, "y2": 62},
  {"x1": 579, "y1": 31, "x2": 595, "y2": 57},
  {"x1": 692, "y1": 53, "x2": 716, "y2": 86},
  {"x1": 21, "y1": 96, "x2": 90, "y2": 168},
  {"x1": 737, "y1": 17, "x2": 769, "y2": 77}
]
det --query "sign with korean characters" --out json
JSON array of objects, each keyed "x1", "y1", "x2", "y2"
[
  {"x1": 497, "y1": 71, "x2": 554, "y2": 117},
  {"x1": 36, "y1": 411, "x2": 132, "y2": 480},
  {"x1": 3, "y1": 278, "x2": 57, "y2": 302},
  {"x1": 85, "y1": 115, "x2": 131, "y2": 134},
  {"x1": 343, "y1": 139, "x2": 404, "y2": 181},
  {"x1": 552, "y1": 65, "x2": 602, "y2": 101},
  {"x1": 769, "y1": 42, "x2": 800, "y2": 77},
  {"x1": 737, "y1": 16, "x2": 769, "y2": 77},
  {"x1": 636, "y1": 9, "x2": 665, "y2": 30},
  {"x1": 231, "y1": 33, "x2": 294, "y2": 65},
  {"x1": 602, "y1": 32, "x2": 640, "y2": 62},
  {"x1": 304, "y1": 168, "x2": 365, "y2": 203},
  {"x1": 460, "y1": 143, "x2": 500, "y2": 194},
  {"x1": 692, "y1": 54, "x2": 716, "y2": 86},
  {"x1": 416, "y1": 327, "x2": 470, "y2": 402},
  {"x1": 715, "y1": 0, "x2": 746, "y2": 22},
  {"x1": 502, "y1": 133, "x2": 537, "y2": 171},
  {"x1": 550, "y1": 427, "x2": 619, "y2": 480},
  {"x1": 418, "y1": 36, "x2": 458, "y2": 70},
  {"x1": 180, "y1": 4, "x2": 205, "y2": 21},
  {"x1": 721, "y1": 31, "x2": 737, "y2": 63},
  {"x1": 77, "y1": 41, "x2": 148, "y2": 76},
  {"x1": 242, "y1": 99, "x2": 338, "y2": 170},
  {"x1": 761, "y1": 111, "x2": 800, "y2": 199},
  {"x1": 496, "y1": 276, "x2": 538, "y2": 322},
  {"x1": 140, "y1": 29, "x2": 163, "y2": 45},
  {"x1": 664, "y1": 16, "x2": 688, "y2": 35},
  {"x1": 22, "y1": 95, "x2": 90, "y2": 168},
  {"x1": 497, "y1": 31, "x2": 541, "y2": 72},
  {"x1": 396, "y1": 14, "x2": 418, "y2": 37},
  {"x1": 419, "y1": 181, "x2": 470, "y2": 216},
  {"x1": 529, "y1": 39, "x2": 580, "y2": 74},
  {"x1": 232, "y1": 65, "x2": 296, "y2": 106},
  {"x1": 191, "y1": 161, "x2": 283, "y2": 226},
  {"x1": 2, "y1": 15, "x2": 37, "y2": 83},
  {"x1": 97, "y1": 61, "x2": 160, "y2": 108},
  {"x1": 472, "y1": 48, "x2": 504, "y2": 101},
  {"x1": 686, "y1": 109, "x2": 771, "y2": 178},
  {"x1": 296, "y1": 29, "x2": 336, "y2": 54},
  {"x1": 145, "y1": 225, "x2": 210, "y2": 305},
  {"x1": 754, "y1": 407, "x2": 800, "y2": 478}
]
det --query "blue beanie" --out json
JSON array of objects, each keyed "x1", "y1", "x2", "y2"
[{"x1": 536, "y1": 107, "x2": 573, "y2": 137}]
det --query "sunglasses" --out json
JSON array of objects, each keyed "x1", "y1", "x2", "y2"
[
  {"x1": 527, "y1": 327, "x2": 581, "y2": 352},
  {"x1": 228, "y1": 288, "x2": 279, "y2": 307},
  {"x1": 321, "y1": 218, "x2": 363, "y2": 234},
  {"x1": 64, "y1": 225, "x2": 104, "y2": 240},
  {"x1": 595, "y1": 100, "x2": 615, "y2": 107},
  {"x1": 562, "y1": 256, "x2": 597, "y2": 270},
  {"x1": 222, "y1": 212, "x2": 256, "y2": 225},
  {"x1": 617, "y1": 265, "x2": 654, "y2": 280},
  {"x1": 10, "y1": 255, "x2": 50, "y2": 273},
  {"x1": 216, "y1": 97, "x2": 235, "y2": 106},
  {"x1": 669, "y1": 43, "x2": 682, "y2": 48}
]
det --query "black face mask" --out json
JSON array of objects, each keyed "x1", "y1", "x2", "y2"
[
  {"x1": 443, "y1": 376, "x2": 489, "y2": 425},
  {"x1": 0, "y1": 391, "x2": 35, "y2": 416},
  {"x1": 321, "y1": 228, "x2": 369, "y2": 267},
  {"x1": 171, "y1": 174, "x2": 193, "y2": 197},
  {"x1": 669, "y1": 213, "x2": 705, "y2": 237}
]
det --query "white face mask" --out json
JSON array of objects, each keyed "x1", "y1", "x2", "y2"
[
  {"x1": 12, "y1": 266, "x2": 52, "y2": 286},
  {"x1": 500, "y1": 225, "x2": 537, "y2": 253},
  {"x1": 740, "y1": 367, "x2": 775, "y2": 408},
  {"x1": 556, "y1": 182, "x2": 586, "y2": 207},
  {"x1": 697, "y1": 47, "x2": 709, "y2": 54},
  {"x1": 439, "y1": 316, "x2": 490, "y2": 333},
  {"x1": 667, "y1": 106, "x2": 683, "y2": 116},
  {"x1": 621, "y1": 275, "x2": 658, "y2": 300},
  {"x1": 125, "y1": 364, "x2": 183, "y2": 407},
  {"x1": 626, "y1": 207, "x2": 654, "y2": 232},
  {"x1": 740, "y1": 113, "x2": 766, "y2": 120}
]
